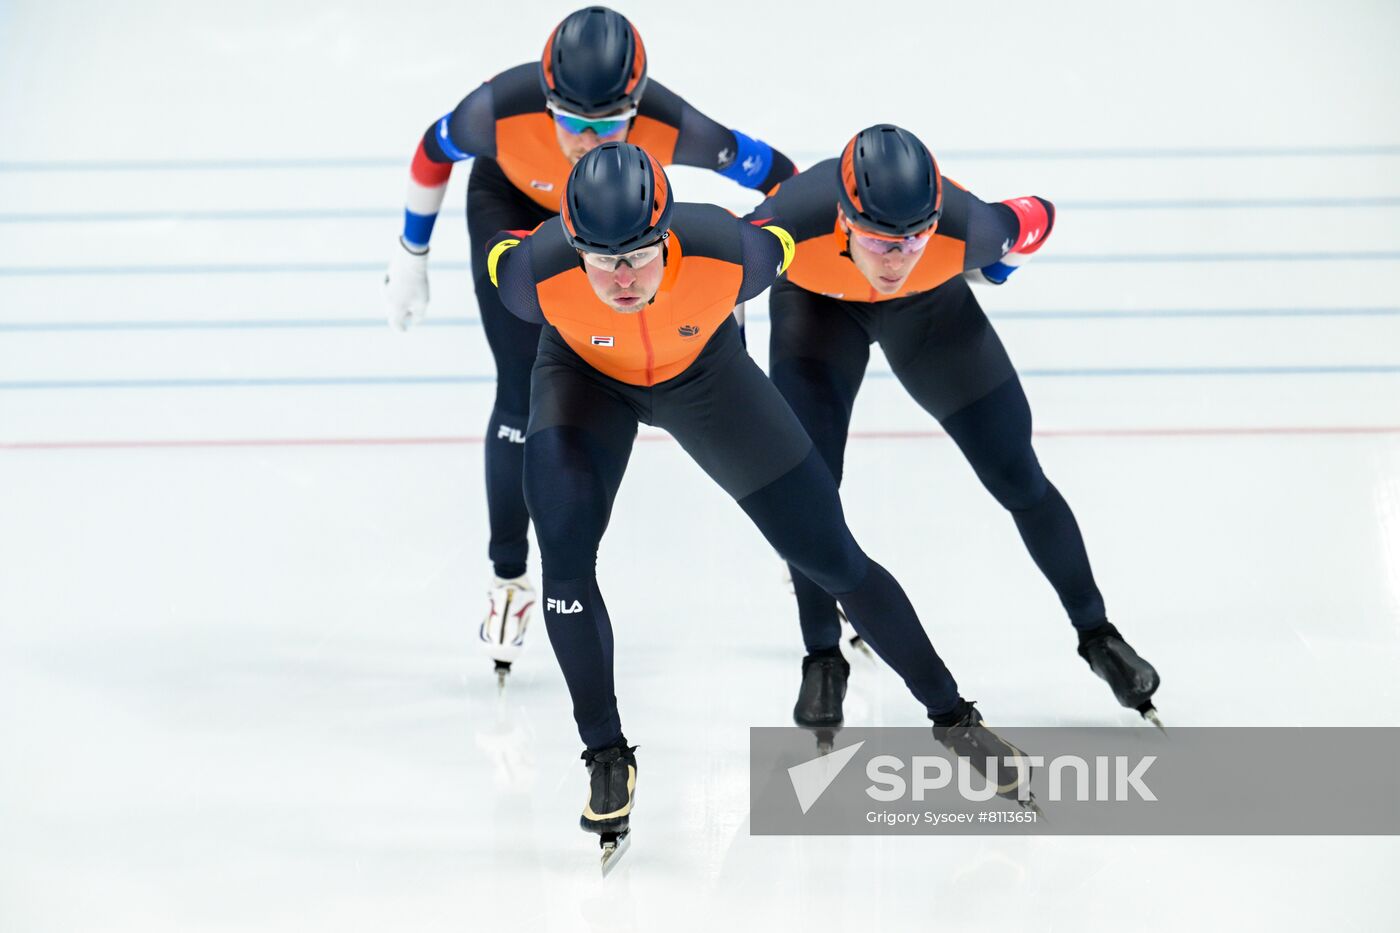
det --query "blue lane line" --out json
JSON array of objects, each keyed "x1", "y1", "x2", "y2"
[
  {"x1": 1034, "y1": 250, "x2": 1400, "y2": 264},
  {"x1": 4, "y1": 307, "x2": 1400, "y2": 334},
  {"x1": 3, "y1": 145, "x2": 1399, "y2": 173},
  {"x1": 0, "y1": 261, "x2": 471, "y2": 277},
  {"x1": 992, "y1": 306, "x2": 1400, "y2": 320},
  {"x1": 0, "y1": 157, "x2": 408, "y2": 172},
  {"x1": 0, "y1": 317, "x2": 479, "y2": 332},
  {"x1": 0, "y1": 208, "x2": 395, "y2": 224},
  {"x1": 6, "y1": 197, "x2": 1400, "y2": 224},
  {"x1": 0, "y1": 375, "x2": 499, "y2": 390},
  {"x1": 4, "y1": 251, "x2": 1400, "y2": 278},
  {"x1": 1054, "y1": 196, "x2": 1400, "y2": 211},
  {"x1": 4, "y1": 365, "x2": 1399, "y2": 392}
]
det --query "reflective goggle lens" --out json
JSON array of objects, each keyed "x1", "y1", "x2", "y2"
[
  {"x1": 850, "y1": 230, "x2": 932, "y2": 254},
  {"x1": 554, "y1": 114, "x2": 630, "y2": 137},
  {"x1": 548, "y1": 104, "x2": 636, "y2": 138},
  {"x1": 580, "y1": 244, "x2": 662, "y2": 271}
]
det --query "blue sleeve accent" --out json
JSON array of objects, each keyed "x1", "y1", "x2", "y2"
[
  {"x1": 435, "y1": 114, "x2": 474, "y2": 162},
  {"x1": 717, "y1": 130, "x2": 773, "y2": 190},
  {"x1": 402, "y1": 209, "x2": 437, "y2": 250},
  {"x1": 979, "y1": 260, "x2": 1017, "y2": 285}
]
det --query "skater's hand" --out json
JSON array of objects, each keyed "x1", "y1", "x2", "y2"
[
  {"x1": 973, "y1": 196, "x2": 1055, "y2": 286},
  {"x1": 384, "y1": 238, "x2": 430, "y2": 330}
]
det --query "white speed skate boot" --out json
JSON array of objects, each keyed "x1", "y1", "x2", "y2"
[{"x1": 480, "y1": 575, "x2": 535, "y2": 689}]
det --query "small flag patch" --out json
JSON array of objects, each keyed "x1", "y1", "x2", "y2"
[{"x1": 591, "y1": 335, "x2": 615, "y2": 347}]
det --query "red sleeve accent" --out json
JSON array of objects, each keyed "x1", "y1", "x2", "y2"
[
  {"x1": 1001, "y1": 196, "x2": 1054, "y2": 254},
  {"x1": 748, "y1": 216, "x2": 774, "y2": 227},
  {"x1": 410, "y1": 140, "x2": 453, "y2": 187}
]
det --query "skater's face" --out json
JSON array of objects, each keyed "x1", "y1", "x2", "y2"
[
  {"x1": 550, "y1": 104, "x2": 634, "y2": 164},
  {"x1": 840, "y1": 212, "x2": 933, "y2": 294},
  {"x1": 579, "y1": 243, "x2": 665, "y2": 313}
]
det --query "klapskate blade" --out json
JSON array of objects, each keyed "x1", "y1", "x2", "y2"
[
  {"x1": 599, "y1": 831, "x2": 631, "y2": 877},
  {"x1": 1142, "y1": 707, "x2": 1167, "y2": 734}
]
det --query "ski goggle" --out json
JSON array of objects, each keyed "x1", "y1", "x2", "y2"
[
  {"x1": 548, "y1": 103, "x2": 636, "y2": 139},
  {"x1": 840, "y1": 209, "x2": 936, "y2": 254},
  {"x1": 579, "y1": 242, "x2": 663, "y2": 272}
]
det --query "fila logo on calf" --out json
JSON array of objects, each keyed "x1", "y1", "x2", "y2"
[
  {"x1": 496, "y1": 424, "x2": 525, "y2": 444},
  {"x1": 547, "y1": 598, "x2": 583, "y2": 614}
]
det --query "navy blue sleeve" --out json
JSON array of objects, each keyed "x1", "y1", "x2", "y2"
[
  {"x1": 665, "y1": 87, "x2": 796, "y2": 194},
  {"x1": 736, "y1": 221, "x2": 786, "y2": 302},
  {"x1": 938, "y1": 184, "x2": 1020, "y2": 271},
  {"x1": 486, "y1": 233, "x2": 545, "y2": 325},
  {"x1": 421, "y1": 81, "x2": 497, "y2": 163}
]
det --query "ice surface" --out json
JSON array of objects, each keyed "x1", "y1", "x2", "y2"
[{"x1": 3, "y1": 2, "x2": 1399, "y2": 930}]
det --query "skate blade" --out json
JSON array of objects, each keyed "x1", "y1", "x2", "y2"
[
  {"x1": 800, "y1": 726, "x2": 839, "y2": 756},
  {"x1": 1141, "y1": 706, "x2": 1167, "y2": 734},
  {"x1": 848, "y1": 635, "x2": 875, "y2": 662},
  {"x1": 599, "y1": 830, "x2": 631, "y2": 877},
  {"x1": 494, "y1": 661, "x2": 511, "y2": 693}
]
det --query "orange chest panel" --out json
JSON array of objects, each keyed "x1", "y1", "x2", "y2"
[
  {"x1": 783, "y1": 227, "x2": 967, "y2": 302},
  {"x1": 536, "y1": 248, "x2": 740, "y2": 386},
  {"x1": 494, "y1": 114, "x2": 682, "y2": 211}
]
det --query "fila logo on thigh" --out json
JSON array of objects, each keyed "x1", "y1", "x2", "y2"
[
  {"x1": 497, "y1": 424, "x2": 525, "y2": 444},
  {"x1": 547, "y1": 597, "x2": 583, "y2": 614}
]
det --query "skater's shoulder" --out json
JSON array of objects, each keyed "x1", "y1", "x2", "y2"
[
  {"x1": 481, "y1": 62, "x2": 546, "y2": 118},
  {"x1": 635, "y1": 78, "x2": 683, "y2": 125},
  {"x1": 746, "y1": 159, "x2": 840, "y2": 241},
  {"x1": 669, "y1": 203, "x2": 745, "y2": 264},
  {"x1": 521, "y1": 217, "x2": 580, "y2": 282}
]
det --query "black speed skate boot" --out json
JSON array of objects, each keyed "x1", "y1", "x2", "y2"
[
  {"x1": 932, "y1": 701, "x2": 1037, "y2": 809},
  {"x1": 793, "y1": 648, "x2": 850, "y2": 728},
  {"x1": 1077, "y1": 622, "x2": 1163, "y2": 730},
  {"x1": 580, "y1": 739, "x2": 637, "y2": 876}
]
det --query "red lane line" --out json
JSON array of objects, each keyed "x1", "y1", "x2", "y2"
[{"x1": 4, "y1": 425, "x2": 1400, "y2": 451}]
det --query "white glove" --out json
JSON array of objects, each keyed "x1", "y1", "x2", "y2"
[{"x1": 384, "y1": 237, "x2": 430, "y2": 330}]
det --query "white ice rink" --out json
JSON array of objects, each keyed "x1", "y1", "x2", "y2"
[{"x1": 3, "y1": 1, "x2": 1400, "y2": 930}]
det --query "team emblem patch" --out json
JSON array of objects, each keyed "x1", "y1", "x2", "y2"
[
  {"x1": 678, "y1": 324, "x2": 700, "y2": 338},
  {"x1": 591, "y1": 335, "x2": 615, "y2": 347}
]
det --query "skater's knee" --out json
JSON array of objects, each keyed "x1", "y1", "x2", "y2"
[
  {"x1": 493, "y1": 357, "x2": 536, "y2": 415},
  {"x1": 528, "y1": 494, "x2": 606, "y2": 578},
  {"x1": 977, "y1": 447, "x2": 1048, "y2": 511},
  {"x1": 793, "y1": 547, "x2": 868, "y2": 597}
]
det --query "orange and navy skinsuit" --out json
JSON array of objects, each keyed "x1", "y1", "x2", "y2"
[
  {"x1": 746, "y1": 157, "x2": 1111, "y2": 657},
  {"x1": 403, "y1": 63, "x2": 796, "y2": 246},
  {"x1": 402, "y1": 63, "x2": 795, "y2": 582},
  {"x1": 483, "y1": 205, "x2": 967, "y2": 751},
  {"x1": 746, "y1": 156, "x2": 1053, "y2": 303},
  {"x1": 485, "y1": 203, "x2": 793, "y2": 385}
]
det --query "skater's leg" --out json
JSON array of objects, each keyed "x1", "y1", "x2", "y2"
[
  {"x1": 737, "y1": 450, "x2": 961, "y2": 716},
  {"x1": 767, "y1": 281, "x2": 871, "y2": 652},
  {"x1": 467, "y1": 160, "x2": 556, "y2": 579},
  {"x1": 940, "y1": 378, "x2": 1107, "y2": 628},
  {"x1": 523, "y1": 353, "x2": 638, "y2": 750},
  {"x1": 882, "y1": 278, "x2": 1106, "y2": 629},
  {"x1": 659, "y1": 322, "x2": 962, "y2": 717}
]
